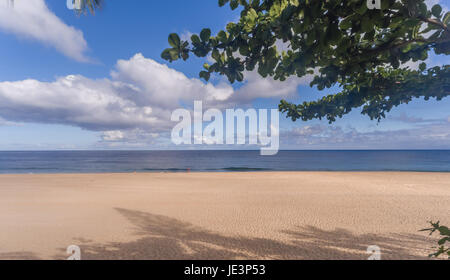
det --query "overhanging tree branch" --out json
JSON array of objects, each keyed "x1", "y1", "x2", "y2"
[{"x1": 162, "y1": 0, "x2": 450, "y2": 122}]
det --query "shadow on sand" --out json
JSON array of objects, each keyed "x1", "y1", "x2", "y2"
[
  {"x1": 0, "y1": 251, "x2": 41, "y2": 260},
  {"x1": 44, "y1": 208, "x2": 432, "y2": 260}
]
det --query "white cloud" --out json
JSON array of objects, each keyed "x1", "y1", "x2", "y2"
[
  {"x1": 101, "y1": 130, "x2": 125, "y2": 141},
  {"x1": 101, "y1": 129, "x2": 160, "y2": 142},
  {"x1": 281, "y1": 121, "x2": 450, "y2": 149},
  {"x1": 111, "y1": 54, "x2": 235, "y2": 108},
  {"x1": 2, "y1": 51, "x2": 445, "y2": 149},
  {"x1": 0, "y1": 73, "x2": 165, "y2": 131},
  {"x1": 0, "y1": 117, "x2": 20, "y2": 126},
  {"x1": 0, "y1": 0, "x2": 90, "y2": 62},
  {"x1": 0, "y1": 53, "x2": 301, "y2": 144}
]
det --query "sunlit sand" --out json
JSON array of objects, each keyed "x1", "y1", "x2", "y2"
[{"x1": 0, "y1": 172, "x2": 448, "y2": 260}]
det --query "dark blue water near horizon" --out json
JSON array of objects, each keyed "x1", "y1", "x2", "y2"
[{"x1": 0, "y1": 150, "x2": 449, "y2": 174}]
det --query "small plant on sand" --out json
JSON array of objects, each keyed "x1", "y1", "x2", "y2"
[{"x1": 421, "y1": 221, "x2": 450, "y2": 259}]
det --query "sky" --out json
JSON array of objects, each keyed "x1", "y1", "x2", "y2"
[{"x1": 0, "y1": 0, "x2": 448, "y2": 151}]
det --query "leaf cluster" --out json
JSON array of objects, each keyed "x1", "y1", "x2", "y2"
[{"x1": 162, "y1": 0, "x2": 450, "y2": 121}]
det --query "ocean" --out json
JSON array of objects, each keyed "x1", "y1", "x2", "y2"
[{"x1": 0, "y1": 150, "x2": 449, "y2": 174}]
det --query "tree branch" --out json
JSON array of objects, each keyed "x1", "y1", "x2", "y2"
[{"x1": 418, "y1": 16, "x2": 450, "y2": 34}]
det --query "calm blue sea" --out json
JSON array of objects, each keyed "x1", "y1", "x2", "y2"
[{"x1": 0, "y1": 150, "x2": 449, "y2": 174}]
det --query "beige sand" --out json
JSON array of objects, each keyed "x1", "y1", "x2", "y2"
[{"x1": 0, "y1": 172, "x2": 449, "y2": 260}]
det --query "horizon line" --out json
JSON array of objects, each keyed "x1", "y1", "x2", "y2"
[{"x1": 1, "y1": 149, "x2": 450, "y2": 152}]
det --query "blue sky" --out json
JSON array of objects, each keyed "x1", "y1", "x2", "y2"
[{"x1": 0, "y1": 0, "x2": 449, "y2": 150}]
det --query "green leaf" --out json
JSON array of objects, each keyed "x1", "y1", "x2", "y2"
[
  {"x1": 431, "y1": 4, "x2": 442, "y2": 18},
  {"x1": 361, "y1": 17, "x2": 373, "y2": 32},
  {"x1": 419, "y1": 62, "x2": 426, "y2": 71},
  {"x1": 230, "y1": 0, "x2": 239, "y2": 10},
  {"x1": 168, "y1": 33, "x2": 181, "y2": 48},
  {"x1": 418, "y1": 2, "x2": 428, "y2": 17},
  {"x1": 439, "y1": 226, "x2": 450, "y2": 235},
  {"x1": 161, "y1": 48, "x2": 172, "y2": 61},
  {"x1": 340, "y1": 17, "x2": 352, "y2": 30},
  {"x1": 191, "y1": 34, "x2": 201, "y2": 44},
  {"x1": 247, "y1": 8, "x2": 258, "y2": 21},
  {"x1": 200, "y1": 28, "x2": 211, "y2": 42},
  {"x1": 438, "y1": 237, "x2": 449, "y2": 245},
  {"x1": 444, "y1": 12, "x2": 450, "y2": 25},
  {"x1": 211, "y1": 49, "x2": 220, "y2": 61},
  {"x1": 218, "y1": 0, "x2": 228, "y2": 7},
  {"x1": 239, "y1": 45, "x2": 250, "y2": 56},
  {"x1": 199, "y1": 71, "x2": 211, "y2": 81},
  {"x1": 218, "y1": 30, "x2": 228, "y2": 43},
  {"x1": 161, "y1": 48, "x2": 179, "y2": 61},
  {"x1": 356, "y1": 3, "x2": 367, "y2": 15}
]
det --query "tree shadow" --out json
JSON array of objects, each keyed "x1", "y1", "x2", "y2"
[
  {"x1": 0, "y1": 251, "x2": 41, "y2": 260},
  {"x1": 283, "y1": 227, "x2": 431, "y2": 260},
  {"x1": 53, "y1": 208, "x2": 433, "y2": 260}
]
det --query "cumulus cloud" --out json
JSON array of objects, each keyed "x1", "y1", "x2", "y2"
[
  {"x1": 0, "y1": 0, "x2": 90, "y2": 62},
  {"x1": 0, "y1": 54, "x2": 235, "y2": 132},
  {"x1": 0, "y1": 53, "x2": 303, "y2": 145},
  {"x1": 111, "y1": 55, "x2": 235, "y2": 108},
  {"x1": 0, "y1": 73, "x2": 164, "y2": 131}
]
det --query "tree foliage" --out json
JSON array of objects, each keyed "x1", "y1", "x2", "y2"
[
  {"x1": 73, "y1": 0, "x2": 103, "y2": 15},
  {"x1": 162, "y1": 0, "x2": 450, "y2": 122},
  {"x1": 421, "y1": 221, "x2": 450, "y2": 259}
]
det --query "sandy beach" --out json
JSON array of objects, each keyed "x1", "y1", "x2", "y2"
[{"x1": 0, "y1": 172, "x2": 449, "y2": 260}]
